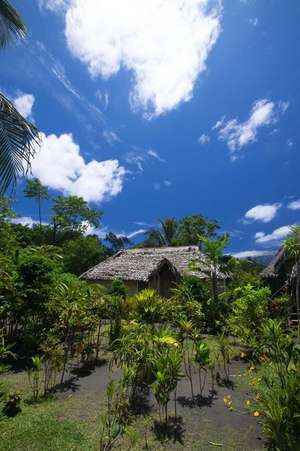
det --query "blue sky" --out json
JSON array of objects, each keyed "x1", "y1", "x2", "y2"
[{"x1": 2, "y1": 0, "x2": 300, "y2": 256}]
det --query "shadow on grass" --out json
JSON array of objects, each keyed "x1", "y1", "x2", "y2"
[
  {"x1": 153, "y1": 416, "x2": 185, "y2": 444},
  {"x1": 50, "y1": 376, "x2": 80, "y2": 394},
  {"x1": 177, "y1": 393, "x2": 215, "y2": 409},
  {"x1": 129, "y1": 389, "x2": 152, "y2": 416},
  {"x1": 217, "y1": 378, "x2": 235, "y2": 390}
]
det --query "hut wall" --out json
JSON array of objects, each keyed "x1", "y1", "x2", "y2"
[{"x1": 148, "y1": 265, "x2": 179, "y2": 298}]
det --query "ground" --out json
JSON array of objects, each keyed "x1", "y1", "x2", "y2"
[{"x1": 0, "y1": 339, "x2": 265, "y2": 450}]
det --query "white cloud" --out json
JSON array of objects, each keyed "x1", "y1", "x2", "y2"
[
  {"x1": 103, "y1": 130, "x2": 120, "y2": 145},
  {"x1": 233, "y1": 250, "x2": 274, "y2": 259},
  {"x1": 127, "y1": 229, "x2": 147, "y2": 239},
  {"x1": 287, "y1": 138, "x2": 294, "y2": 147},
  {"x1": 215, "y1": 99, "x2": 288, "y2": 156},
  {"x1": 38, "y1": 0, "x2": 70, "y2": 12},
  {"x1": 147, "y1": 149, "x2": 165, "y2": 162},
  {"x1": 255, "y1": 225, "x2": 292, "y2": 244},
  {"x1": 13, "y1": 93, "x2": 35, "y2": 119},
  {"x1": 96, "y1": 90, "x2": 109, "y2": 109},
  {"x1": 245, "y1": 203, "x2": 282, "y2": 223},
  {"x1": 198, "y1": 133, "x2": 210, "y2": 145},
  {"x1": 124, "y1": 151, "x2": 145, "y2": 173},
  {"x1": 65, "y1": 0, "x2": 221, "y2": 117},
  {"x1": 11, "y1": 216, "x2": 40, "y2": 227},
  {"x1": 287, "y1": 199, "x2": 300, "y2": 210},
  {"x1": 31, "y1": 133, "x2": 125, "y2": 203},
  {"x1": 154, "y1": 180, "x2": 172, "y2": 190}
]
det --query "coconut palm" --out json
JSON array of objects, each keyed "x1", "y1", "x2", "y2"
[
  {"x1": 24, "y1": 178, "x2": 49, "y2": 226},
  {"x1": 144, "y1": 218, "x2": 178, "y2": 247},
  {"x1": 0, "y1": 0, "x2": 40, "y2": 193}
]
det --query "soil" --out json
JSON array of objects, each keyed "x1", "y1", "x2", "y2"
[{"x1": 53, "y1": 357, "x2": 265, "y2": 450}]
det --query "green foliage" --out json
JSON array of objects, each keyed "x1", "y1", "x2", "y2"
[
  {"x1": 195, "y1": 341, "x2": 210, "y2": 396},
  {"x1": 142, "y1": 214, "x2": 219, "y2": 247},
  {"x1": 112, "y1": 322, "x2": 155, "y2": 389},
  {"x1": 18, "y1": 248, "x2": 60, "y2": 319},
  {"x1": 152, "y1": 346, "x2": 182, "y2": 423},
  {"x1": 143, "y1": 218, "x2": 178, "y2": 247},
  {"x1": 27, "y1": 356, "x2": 43, "y2": 402},
  {"x1": 215, "y1": 333, "x2": 231, "y2": 381},
  {"x1": 62, "y1": 235, "x2": 107, "y2": 275},
  {"x1": 0, "y1": 93, "x2": 39, "y2": 193},
  {"x1": 127, "y1": 289, "x2": 165, "y2": 323},
  {"x1": 108, "y1": 279, "x2": 127, "y2": 299},
  {"x1": 253, "y1": 319, "x2": 300, "y2": 450},
  {"x1": 52, "y1": 195, "x2": 101, "y2": 239},
  {"x1": 227, "y1": 284, "x2": 271, "y2": 354},
  {"x1": 284, "y1": 225, "x2": 300, "y2": 258},
  {"x1": 0, "y1": 0, "x2": 26, "y2": 48},
  {"x1": 99, "y1": 380, "x2": 126, "y2": 451},
  {"x1": 226, "y1": 257, "x2": 262, "y2": 289},
  {"x1": 24, "y1": 178, "x2": 49, "y2": 227},
  {"x1": 175, "y1": 214, "x2": 219, "y2": 245}
]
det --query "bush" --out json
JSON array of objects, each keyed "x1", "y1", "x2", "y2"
[
  {"x1": 227, "y1": 284, "x2": 271, "y2": 356},
  {"x1": 253, "y1": 320, "x2": 300, "y2": 450}
]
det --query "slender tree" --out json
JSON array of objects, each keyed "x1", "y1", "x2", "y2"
[
  {"x1": 24, "y1": 178, "x2": 49, "y2": 226},
  {"x1": 193, "y1": 234, "x2": 229, "y2": 305},
  {"x1": 0, "y1": 1, "x2": 40, "y2": 193}
]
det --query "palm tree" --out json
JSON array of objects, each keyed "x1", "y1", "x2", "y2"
[
  {"x1": 144, "y1": 218, "x2": 178, "y2": 247},
  {"x1": 284, "y1": 225, "x2": 300, "y2": 316},
  {"x1": 0, "y1": 0, "x2": 40, "y2": 193},
  {"x1": 24, "y1": 178, "x2": 49, "y2": 226}
]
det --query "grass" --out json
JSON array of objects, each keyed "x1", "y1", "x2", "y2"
[{"x1": 0, "y1": 374, "x2": 100, "y2": 450}]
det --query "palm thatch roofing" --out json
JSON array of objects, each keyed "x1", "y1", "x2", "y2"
[
  {"x1": 260, "y1": 247, "x2": 286, "y2": 279},
  {"x1": 81, "y1": 246, "x2": 226, "y2": 283}
]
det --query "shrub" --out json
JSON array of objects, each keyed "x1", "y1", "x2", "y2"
[{"x1": 227, "y1": 284, "x2": 271, "y2": 356}]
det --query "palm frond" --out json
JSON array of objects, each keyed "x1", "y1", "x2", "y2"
[
  {"x1": 0, "y1": 94, "x2": 40, "y2": 193},
  {"x1": 0, "y1": 0, "x2": 26, "y2": 48}
]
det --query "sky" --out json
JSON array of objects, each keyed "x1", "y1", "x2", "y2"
[{"x1": 1, "y1": 0, "x2": 300, "y2": 257}]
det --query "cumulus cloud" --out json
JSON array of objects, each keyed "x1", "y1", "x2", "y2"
[
  {"x1": 255, "y1": 225, "x2": 292, "y2": 244},
  {"x1": 64, "y1": 0, "x2": 221, "y2": 117},
  {"x1": 233, "y1": 250, "x2": 274, "y2": 259},
  {"x1": 215, "y1": 99, "x2": 288, "y2": 156},
  {"x1": 13, "y1": 93, "x2": 35, "y2": 119},
  {"x1": 244, "y1": 203, "x2": 282, "y2": 223},
  {"x1": 198, "y1": 133, "x2": 210, "y2": 145},
  {"x1": 287, "y1": 199, "x2": 300, "y2": 210},
  {"x1": 31, "y1": 133, "x2": 125, "y2": 203}
]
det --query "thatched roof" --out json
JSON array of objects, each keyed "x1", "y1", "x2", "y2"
[
  {"x1": 82, "y1": 246, "x2": 226, "y2": 282},
  {"x1": 260, "y1": 247, "x2": 286, "y2": 279}
]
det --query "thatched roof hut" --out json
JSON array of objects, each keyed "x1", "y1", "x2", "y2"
[
  {"x1": 260, "y1": 246, "x2": 297, "y2": 295},
  {"x1": 81, "y1": 246, "x2": 227, "y2": 297}
]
